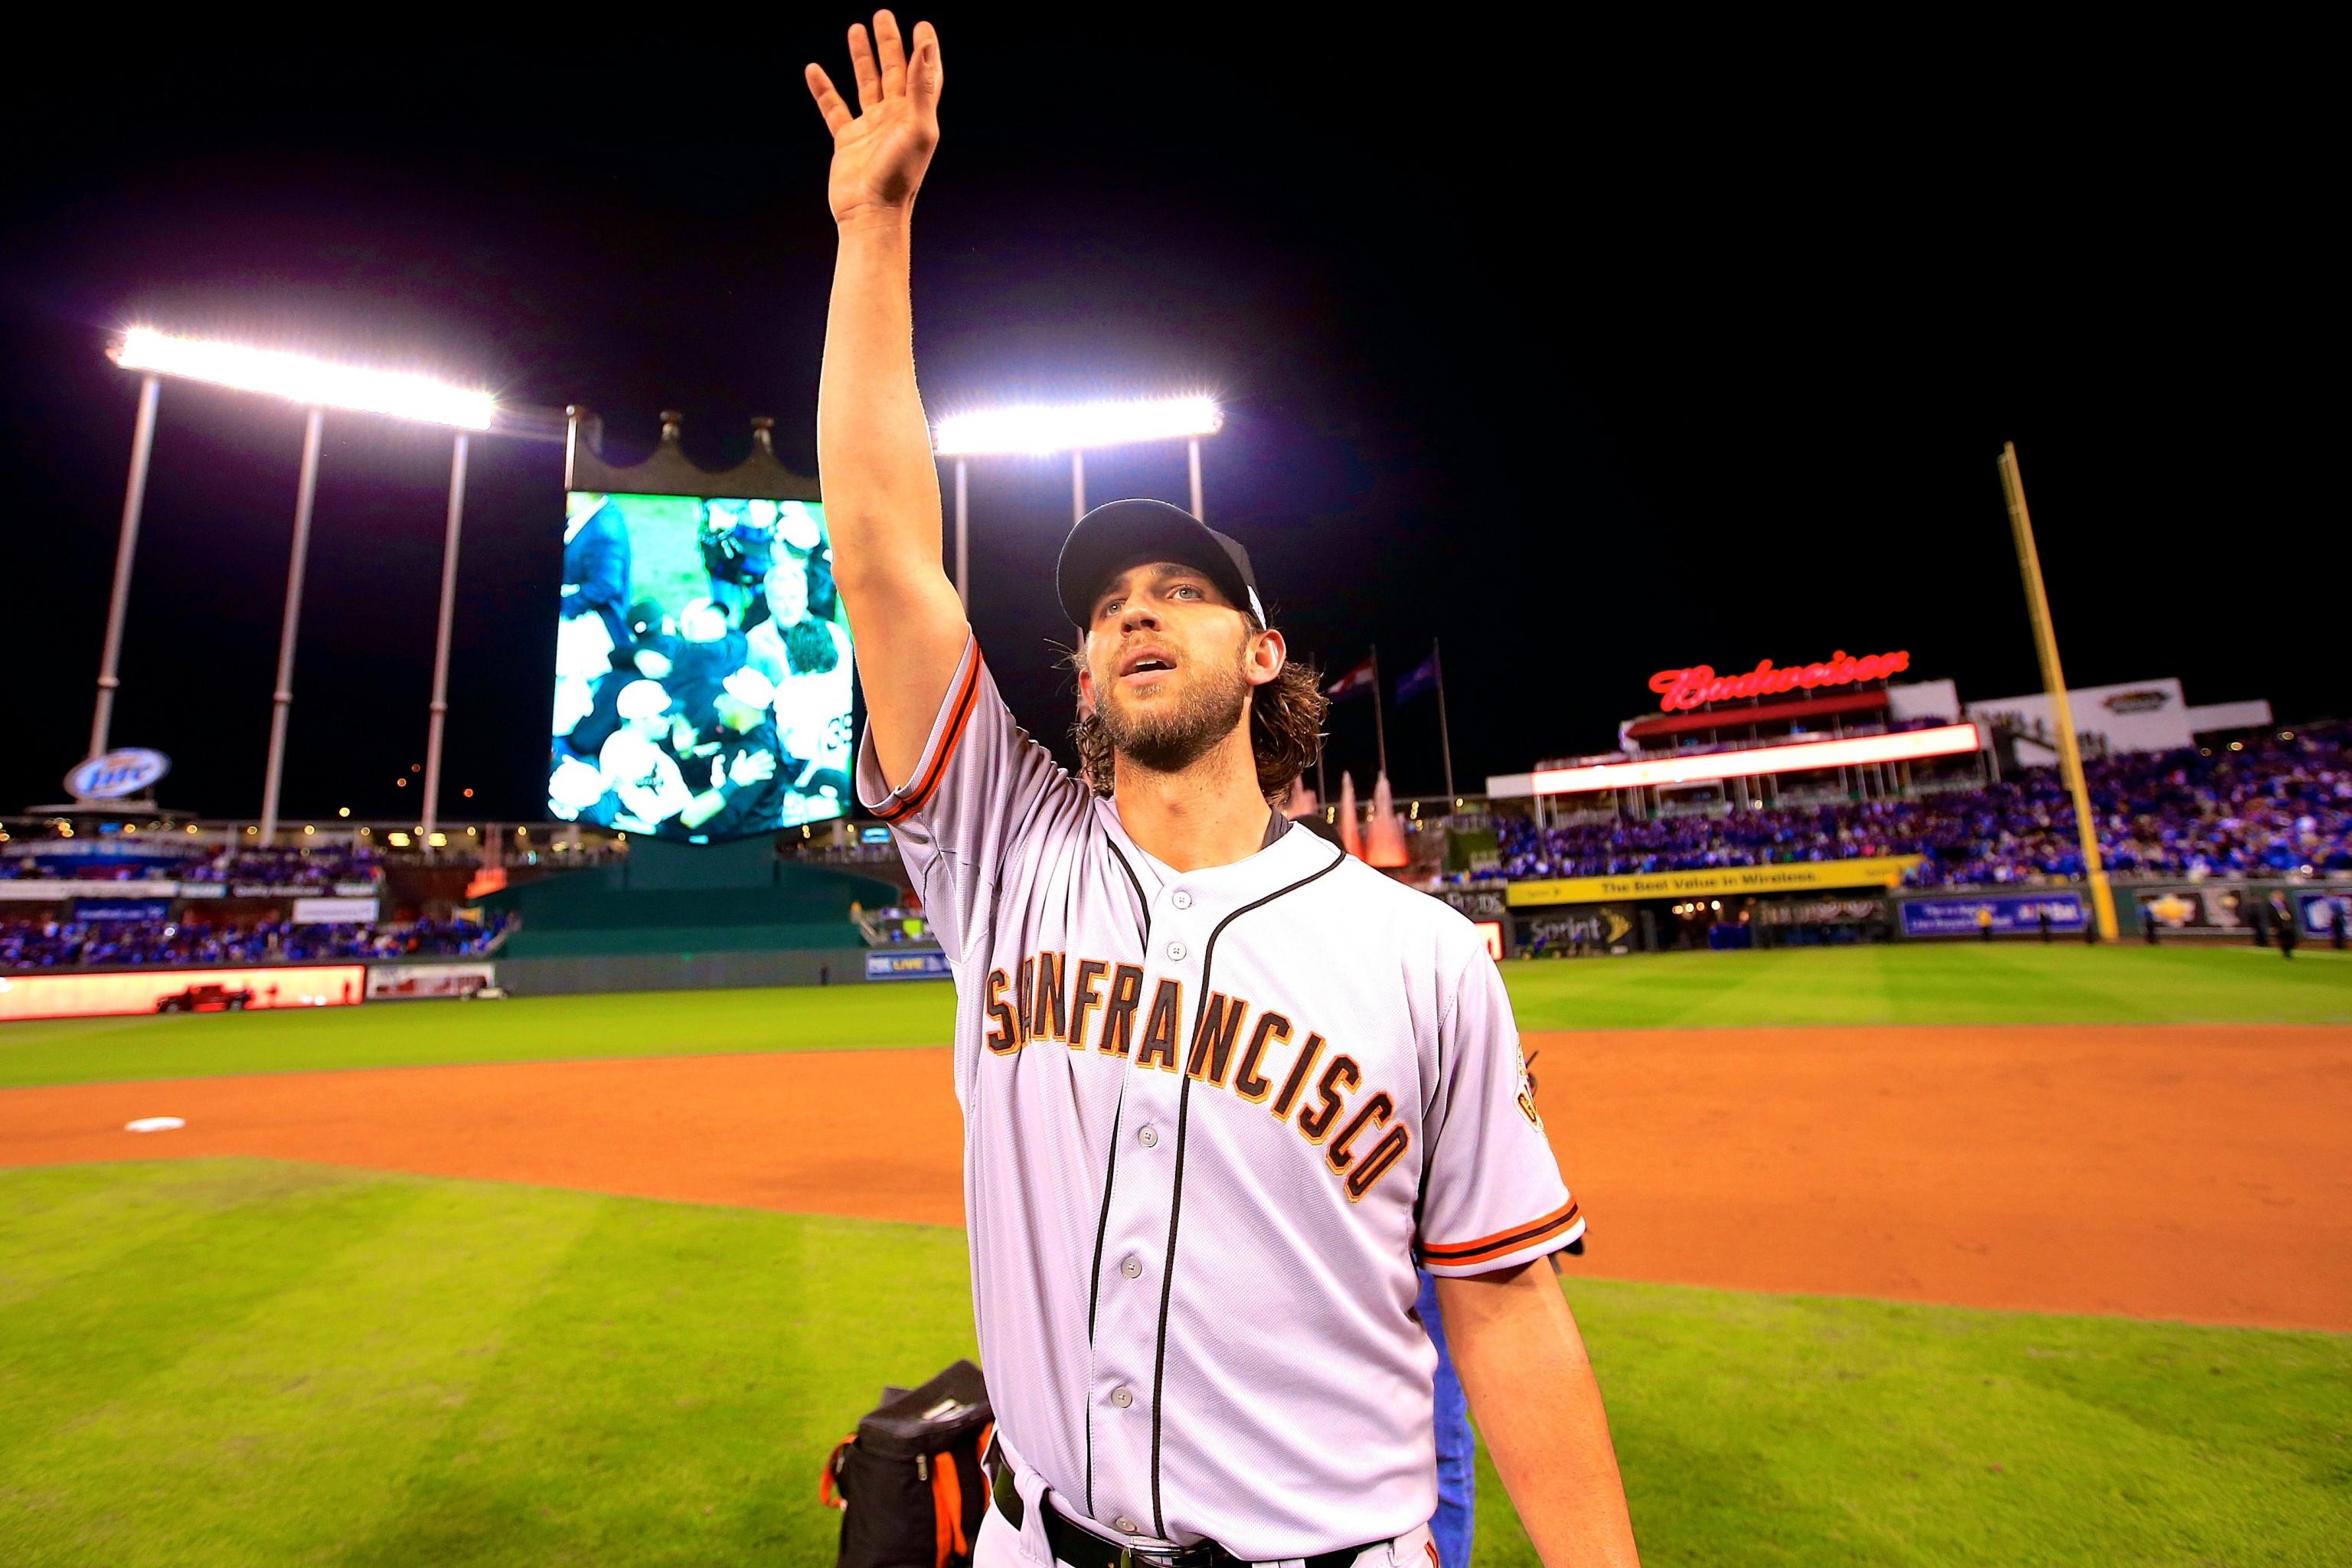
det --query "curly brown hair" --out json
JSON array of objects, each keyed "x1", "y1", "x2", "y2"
[{"x1": 1066, "y1": 622, "x2": 1328, "y2": 804}]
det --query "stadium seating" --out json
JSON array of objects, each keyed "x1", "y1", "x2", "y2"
[
  {"x1": 1485, "y1": 725, "x2": 2350, "y2": 886},
  {"x1": 0, "y1": 913, "x2": 509, "y2": 969}
]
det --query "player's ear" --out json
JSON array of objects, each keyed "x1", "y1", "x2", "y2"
[{"x1": 1243, "y1": 626, "x2": 1286, "y2": 688}]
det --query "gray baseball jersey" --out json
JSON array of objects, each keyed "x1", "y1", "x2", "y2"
[{"x1": 858, "y1": 636, "x2": 1580, "y2": 1563}]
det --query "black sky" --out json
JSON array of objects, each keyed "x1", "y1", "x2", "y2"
[{"x1": 2, "y1": 18, "x2": 2332, "y2": 821}]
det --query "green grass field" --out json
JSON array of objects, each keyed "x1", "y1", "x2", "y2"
[
  {"x1": 4, "y1": 944, "x2": 2348, "y2": 1565},
  {"x1": 2, "y1": 1160, "x2": 2345, "y2": 1568},
  {"x1": 3, "y1": 944, "x2": 2347, "y2": 1090}
]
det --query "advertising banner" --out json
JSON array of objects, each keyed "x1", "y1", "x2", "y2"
[
  {"x1": 293, "y1": 897, "x2": 380, "y2": 925},
  {"x1": 553, "y1": 491, "x2": 853, "y2": 841},
  {"x1": 0, "y1": 880, "x2": 178, "y2": 902},
  {"x1": 70, "y1": 897, "x2": 174, "y2": 923},
  {"x1": 2299, "y1": 891, "x2": 2349, "y2": 937},
  {"x1": 1753, "y1": 895, "x2": 1890, "y2": 927},
  {"x1": 0, "y1": 965, "x2": 367, "y2": 1024},
  {"x1": 65, "y1": 747, "x2": 172, "y2": 800},
  {"x1": 866, "y1": 949, "x2": 952, "y2": 982},
  {"x1": 2133, "y1": 886, "x2": 2243, "y2": 931},
  {"x1": 1901, "y1": 893, "x2": 2085, "y2": 937},
  {"x1": 1436, "y1": 887, "x2": 1509, "y2": 923},
  {"x1": 367, "y1": 963, "x2": 497, "y2": 1001},
  {"x1": 1509, "y1": 855, "x2": 1921, "y2": 908},
  {"x1": 1515, "y1": 907, "x2": 1636, "y2": 956}
]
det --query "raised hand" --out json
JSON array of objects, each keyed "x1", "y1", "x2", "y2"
[
  {"x1": 731, "y1": 750, "x2": 780, "y2": 788},
  {"x1": 805, "y1": 12, "x2": 942, "y2": 227}
]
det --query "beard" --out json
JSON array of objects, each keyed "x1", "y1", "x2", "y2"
[{"x1": 1095, "y1": 650, "x2": 1250, "y2": 776}]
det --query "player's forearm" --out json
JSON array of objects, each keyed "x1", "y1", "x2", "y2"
[
  {"x1": 678, "y1": 788, "x2": 727, "y2": 829},
  {"x1": 816, "y1": 213, "x2": 945, "y2": 601},
  {"x1": 1437, "y1": 1264, "x2": 1640, "y2": 1566}
]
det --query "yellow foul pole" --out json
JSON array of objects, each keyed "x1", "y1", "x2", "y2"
[{"x1": 1996, "y1": 442, "x2": 2118, "y2": 941}]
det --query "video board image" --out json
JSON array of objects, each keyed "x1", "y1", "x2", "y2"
[{"x1": 552, "y1": 492, "x2": 854, "y2": 841}]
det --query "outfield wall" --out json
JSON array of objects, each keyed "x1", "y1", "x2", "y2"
[
  {"x1": 1489, "y1": 874, "x2": 2352, "y2": 952},
  {"x1": 482, "y1": 948, "x2": 877, "y2": 995}
]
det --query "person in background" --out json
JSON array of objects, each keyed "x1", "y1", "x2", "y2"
[
  {"x1": 666, "y1": 598, "x2": 753, "y2": 733},
  {"x1": 671, "y1": 669, "x2": 786, "y2": 839},
  {"x1": 748, "y1": 560, "x2": 856, "y2": 809},
  {"x1": 1978, "y1": 905, "x2": 1994, "y2": 942},
  {"x1": 598, "y1": 679, "x2": 694, "y2": 832},
  {"x1": 1418, "y1": 1269, "x2": 1475, "y2": 1568},
  {"x1": 562, "y1": 494, "x2": 634, "y2": 652},
  {"x1": 2272, "y1": 890, "x2": 2298, "y2": 959},
  {"x1": 701, "y1": 498, "x2": 781, "y2": 629}
]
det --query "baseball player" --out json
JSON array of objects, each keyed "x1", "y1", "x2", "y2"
[
  {"x1": 747, "y1": 560, "x2": 858, "y2": 807},
  {"x1": 805, "y1": 15, "x2": 1638, "y2": 1567}
]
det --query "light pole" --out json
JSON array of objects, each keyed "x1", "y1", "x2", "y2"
[
  {"x1": 932, "y1": 394, "x2": 1224, "y2": 609},
  {"x1": 420, "y1": 433, "x2": 471, "y2": 846},
  {"x1": 259, "y1": 407, "x2": 325, "y2": 844},
  {"x1": 107, "y1": 328, "x2": 495, "y2": 841},
  {"x1": 89, "y1": 372, "x2": 162, "y2": 761}
]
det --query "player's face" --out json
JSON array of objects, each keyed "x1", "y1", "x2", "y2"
[
  {"x1": 766, "y1": 564, "x2": 808, "y2": 623},
  {"x1": 1080, "y1": 562, "x2": 1272, "y2": 773}
]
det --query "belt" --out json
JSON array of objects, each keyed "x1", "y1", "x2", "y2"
[{"x1": 989, "y1": 1460, "x2": 1378, "y2": 1568}]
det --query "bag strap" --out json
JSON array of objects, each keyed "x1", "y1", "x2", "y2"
[
  {"x1": 818, "y1": 1434, "x2": 857, "y2": 1511},
  {"x1": 931, "y1": 1448, "x2": 966, "y2": 1568}
]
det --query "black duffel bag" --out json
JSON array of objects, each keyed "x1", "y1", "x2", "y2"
[{"x1": 822, "y1": 1359, "x2": 994, "y2": 1568}]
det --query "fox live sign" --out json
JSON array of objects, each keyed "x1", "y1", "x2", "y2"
[{"x1": 1506, "y1": 855, "x2": 1923, "y2": 907}]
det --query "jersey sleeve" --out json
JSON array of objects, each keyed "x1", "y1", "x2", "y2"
[
  {"x1": 1415, "y1": 946, "x2": 1583, "y2": 1277},
  {"x1": 854, "y1": 635, "x2": 1079, "y2": 962}
]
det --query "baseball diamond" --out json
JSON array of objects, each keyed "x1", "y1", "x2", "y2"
[{"x1": 2, "y1": 952, "x2": 2349, "y2": 1566}]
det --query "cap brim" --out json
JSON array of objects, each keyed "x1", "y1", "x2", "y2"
[{"x1": 1057, "y1": 499, "x2": 1259, "y2": 627}]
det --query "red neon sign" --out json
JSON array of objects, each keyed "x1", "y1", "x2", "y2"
[{"x1": 1648, "y1": 649, "x2": 1909, "y2": 712}]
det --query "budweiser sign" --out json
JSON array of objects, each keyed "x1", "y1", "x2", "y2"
[{"x1": 1648, "y1": 649, "x2": 1909, "y2": 712}]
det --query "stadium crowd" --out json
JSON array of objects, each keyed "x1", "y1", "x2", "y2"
[
  {"x1": 1489, "y1": 727, "x2": 2352, "y2": 886},
  {"x1": 0, "y1": 844, "x2": 384, "y2": 886},
  {"x1": 0, "y1": 913, "x2": 511, "y2": 971}
]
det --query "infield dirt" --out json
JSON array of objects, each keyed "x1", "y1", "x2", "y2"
[{"x1": 3, "y1": 1024, "x2": 2345, "y2": 1331}]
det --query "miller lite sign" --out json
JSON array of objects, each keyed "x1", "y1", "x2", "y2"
[{"x1": 67, "y1": 749, "x2": 171, "y2": 801}]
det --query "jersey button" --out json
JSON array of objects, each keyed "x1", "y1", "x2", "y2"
[
  {"x1": 1166, "y1": 940, "x2": 1187, "y2": 962},
  {"x1": 1114, "y1": 1517, "x2": 1139, "y2": 1535},
  {"x1": 1170, "y1": 890, "x2": 1192, "y2": 910},
  {"x1": 1120, "y1": 1256, "x2": 1142, "y2": 1279},
  {"x1": 1110, "y1": 1386, "x2": 1134, "y2": 1408},
  {"x1": 1138, "y1": 1125, "x2": 1159, "y2": 1148}
]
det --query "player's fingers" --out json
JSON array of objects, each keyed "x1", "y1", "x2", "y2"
[
  {"x1": 847, "y1": 22, "x2": 883, "y2": 111},
  {"x1": 874, "y1": 9, "x2": 908, "y2": 100},
  {"x1": 909, "y1": 21, "x2": 943, "y2": 113},
  {"x1": 805, "y1": 64, "x2": 854, "y2": 134}
]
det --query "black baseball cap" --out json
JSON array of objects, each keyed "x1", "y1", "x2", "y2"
[{"x1": 1057, "y1": 498, "x2": 1266, "y2": 629}]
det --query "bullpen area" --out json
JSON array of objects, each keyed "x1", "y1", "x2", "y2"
[{"x1": 4, "y1": 946, "x2": 2348, "y2": 1565}]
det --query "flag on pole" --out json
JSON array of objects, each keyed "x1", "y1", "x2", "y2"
[
  {"x1": 1395, "y1": 650, "x2": 1440, "y2": 705},
  {"x1": 1325, "y1": 655, "x2": 1377, "y2": 701}
]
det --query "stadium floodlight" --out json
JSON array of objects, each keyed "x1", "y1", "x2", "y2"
[
  {"x1": 97, "y1": 328, "x2": 492, "y2": 848},
  {"x1": 933, "y1": 394, "x2": 1221, "y2": 456},
  {"x1": 932, "y1": 394, "x2": 1224, "y2": 611},
  {"x1": 1488, "y1": 722, "x2": 1984, "y2": 799},
  {"x1": 110, "y1": 328, "x2": 495, "y2": 430}
]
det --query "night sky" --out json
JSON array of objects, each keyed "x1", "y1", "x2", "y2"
[{"x1": 2, "y1": 19, "x2": 2331, "y2": 822}]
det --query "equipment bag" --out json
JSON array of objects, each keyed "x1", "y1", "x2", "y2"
[{"x1": 821, "y1": 1358, "x2": 994, "y2": 1568}]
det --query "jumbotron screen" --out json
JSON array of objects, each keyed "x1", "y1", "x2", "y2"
[{"x1": 552, "y1": 491, "x2": 853, "y2": 840}]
